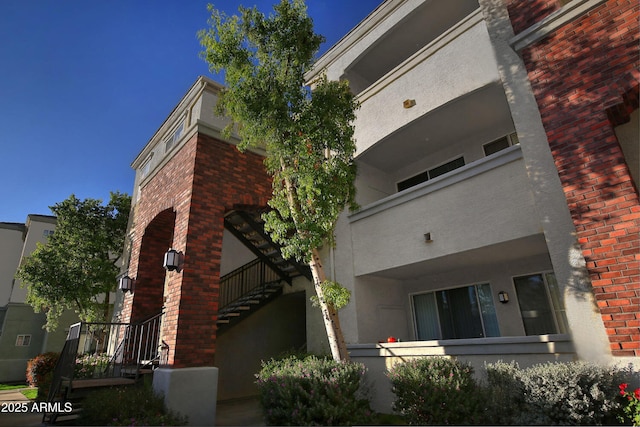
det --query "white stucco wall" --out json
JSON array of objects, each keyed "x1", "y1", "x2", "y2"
[
  {"x1": 614, "y1": 109, "x2": 639, "y2": 189},
  {"x1": 220, "y1": 229, "x2": 257, "y2": 276}
]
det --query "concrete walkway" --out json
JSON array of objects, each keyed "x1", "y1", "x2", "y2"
[
  {"x1": 216, "y1": 396, "x2": 265, "y2": 426},
  {"x1": 0, "y1": 389, "x2": 44, "y2": 427},
  {"x1": 0, "y1": 388, "x2": 264, "y2": 426}
]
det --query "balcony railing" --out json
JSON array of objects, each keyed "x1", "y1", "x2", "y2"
[{"x1": 349, "y1": 146, "x2": 540, "y2": 276}]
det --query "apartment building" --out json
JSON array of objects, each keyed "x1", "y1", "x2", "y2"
[
  {"x1": 113, "y1": 0, "x2": 637, "y2": 418},
  {"x1": 305, "y1": 0, "x2": 638, "y2": 409},
  {"x1": 0, "y1": 215, "x2": 79, "y2": 382}
]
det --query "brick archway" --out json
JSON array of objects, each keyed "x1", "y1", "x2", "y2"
[
  {"x1": 122, "y1": 132, "x2": 273, "y2": 369},
  {"x1": 130, "y1": 209, "x2": 176, "y2": 323}
]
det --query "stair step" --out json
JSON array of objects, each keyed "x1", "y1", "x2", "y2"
[
  {"x1": 219, "y1": 312, "x2": 241, "y2": 318},
  {"x1": 236, "y1": 224, "x2": 253, "y2": 233},
  {"x1": 262, "y1": 248, "x2": 279, "y2": 257}
]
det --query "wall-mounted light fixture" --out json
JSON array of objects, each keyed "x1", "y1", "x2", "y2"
[
  {"x1": 163, "y1": 248, "x2": 183, "y2": 272},
  {"x1": 424, "y1": 232, "x2": 433, "y2": 243},
  {"x1": 119, "y1": 275, "x2": 135, "y2": 293},
  {"x1": 498, "y1": 291, "x2": 509, "y2": 303},
  {"x1": 403, "y1": 99, "x2": 416, "y2": 109}
]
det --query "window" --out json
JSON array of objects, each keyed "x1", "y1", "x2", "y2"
[
  {"x1": 140, "y1": 153, "x2": 153, "y2": 178},
  {"x1": 513, "y1": 272, "x2": 568, "y2": 335},
  {"x1": 398, "y1": 156, "x2": 466, "y2": 191},
  {"x1": 165, "y1": 120, "x2": 185, "y2": 153},
  {"x1": 483, "y1": 133, "x2": 519, "y2": 156},
  {"x1": 15, "y1": 334, "x2": 31, "y2": 346},
  {"x1": 42, "y1": 230, "x2": 54, "y2": 237},
  {"x1": 413, "y1": 283, "x2": 500, "y2": 340}
]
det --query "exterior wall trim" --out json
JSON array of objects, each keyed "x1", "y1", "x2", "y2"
[
  {"x1": 348, "y1": 334, "x2": 575, "y2": 357},
  {"x1": 306, "y1": 0, "x2": 406, "y2": 82},
  {"x1": 350, "y1": 144, "x2": 523, "y2": 222},
  {"x1": 510, "y1": 0, "x2": 607, "y2": 51}
]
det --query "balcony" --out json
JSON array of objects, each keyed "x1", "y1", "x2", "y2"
[
  {"x1": 352, "y1": 10, "x2": 502, "y2": 156},
  {"x1": 349, "y1": 146, "x2": 541, "y2": 277}
]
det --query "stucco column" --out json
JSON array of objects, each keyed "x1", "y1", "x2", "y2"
[{"x1": 478, "y1": 0, "x2": 611, "y2": 363}]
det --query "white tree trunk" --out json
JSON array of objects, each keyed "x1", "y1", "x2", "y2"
[
  {"x1": 280, "y1": 160, "x2": 349, "y2": 362},
  {"x1": 309, "y1": 248, "x2": 350, "y2": 362}
]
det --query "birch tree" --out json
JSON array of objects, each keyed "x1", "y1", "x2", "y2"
[{"x1": 199, "y1": 0, "x2": 359, "y2": 361}]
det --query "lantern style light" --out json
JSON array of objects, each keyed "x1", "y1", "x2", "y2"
[
  {"x1": 119, "y1": 275, "x2": 134, "y2": 293},
  {"x1": 163, "y1": 248, "x2": 183, "y2": 272}
]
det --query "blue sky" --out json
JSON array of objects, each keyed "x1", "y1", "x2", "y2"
[{"x1": 0, "y1": 0, "x2": 381, "y2": 224}]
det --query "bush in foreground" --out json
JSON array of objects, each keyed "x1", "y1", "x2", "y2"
[
  {"x1": 485, "y1": 360, "x2": 635, "y2": 425},
  {"x1": 26, "y1": 352, "x2": 59, "y2": 387},
  {"x1": 79, "y1": 382, "x2": 187, "y2": 426},
  {"x1": 388, "y1": 357, "x2": 486, "y2": 425},
  {"x1": 26, "y1": 352, "x2": 59, "y2": 401},
  {"x1": 256, "y1": 354, "x2": 373, "y2": 425}
]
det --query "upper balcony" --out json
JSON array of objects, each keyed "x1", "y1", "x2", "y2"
[
  {"x1": 349, "y1": 145, "x2": 542, "y2": 277},
  {"x1": 352, "y1": 10, "x2": 502, "y2": 157}
]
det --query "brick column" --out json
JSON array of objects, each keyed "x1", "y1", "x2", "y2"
[{"x1": 122, "y1": 132, "x2": 272, "y2": 369}]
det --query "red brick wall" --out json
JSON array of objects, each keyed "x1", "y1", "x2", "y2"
[
  {"x1": 507, "y1": 0, "x2": 640, "y2": 356},
  {"x1": 508, "y1": 0, "x2": 560, "y2": 34},
  {"x1": 122, "y1": 132, "x2": 271, "y2": 368}
]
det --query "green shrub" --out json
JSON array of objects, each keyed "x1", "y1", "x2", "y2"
[
  {"x1": 255, "y1": 354, "x2": 373, "y2": 426},
  {"x1": 387, "y1": 357, "x2": 486, "y2": 425},
  {"x1": 618, "y1": 382, "x2": 640, "y2": 426},
  {"x1": 78, "y1": 382, "x2": 187, "y2": 426},
  {"x1": 485, "y1": 361, "x2": 634, "y2": 425},
  {"x1": 483, "y1": 360, "x2": 523, "y2": 425}
]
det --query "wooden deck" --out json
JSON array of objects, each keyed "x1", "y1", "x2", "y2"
[{"x1": 61, "y1": 377, "x2": 137, "y2": 389}]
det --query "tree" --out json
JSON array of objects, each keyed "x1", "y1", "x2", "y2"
[
  {"x1": 16, "y1": 192, "x2": 131, "y2": 330},
  {"x1": 199, "y1": 0, "x2": 359, "y2": 361}
]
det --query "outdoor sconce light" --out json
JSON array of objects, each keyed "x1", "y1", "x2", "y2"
[
  {"x1": 119, "y1": 275, "x2": 134, "y2": 293},
  {"x1": 498, "y1": 291, "x2": 509, "y2": 303},
  {"x1": 163, "y1": 248, "x2": 183, "y2": 272},
  {"x1": 403, "y1": 99, "x2": 416, "y2": 108}
]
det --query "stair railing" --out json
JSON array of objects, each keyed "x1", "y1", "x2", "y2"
[
  {"x1": 45, "y1": 313, "x2": 164, "y2": 402},
  {"x1": 219, "y1": 258, "x2": 282, "y2": 310},
  {"x1": 106, "y1": 311, "x2": 165, "y2": 379},
  {"x1": 46, "y1": 323, "x2": 81, "y2": 403}
]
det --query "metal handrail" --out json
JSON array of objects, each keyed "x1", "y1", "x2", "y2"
[
  {"x1": 106, "y1": 312, "x2": 165, "y2": 379},
  {"x1": 219, "y1": 258, "x2": 282, "y2": 310}
]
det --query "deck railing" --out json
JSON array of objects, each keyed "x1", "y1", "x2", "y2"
[{"x1": 46, "y1": 312, "x2": 164, "y2": 402}]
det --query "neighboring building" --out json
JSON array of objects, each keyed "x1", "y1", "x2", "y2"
[
  {"x1": 112, "y1": 0, "x2": 637, "y2": 419},
  {"x1": 0, "y1": 215, "x2": 79, "y2": 382}
]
